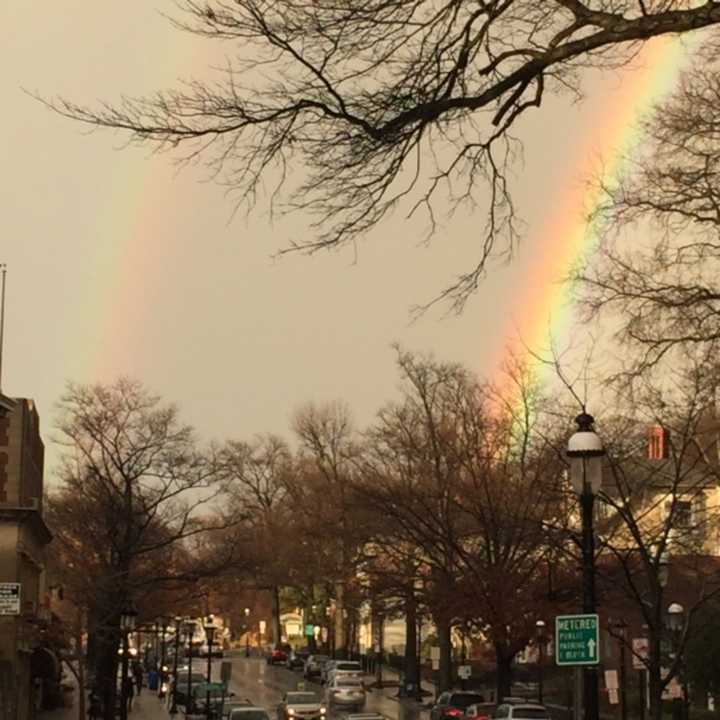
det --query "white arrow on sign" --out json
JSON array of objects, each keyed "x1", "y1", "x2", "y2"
[{"x1": 588, "y1": 639, "x2": 596, "y2": 657}]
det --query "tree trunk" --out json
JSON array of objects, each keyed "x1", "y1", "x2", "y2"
[
  {"x1": 438, "y1": 619, "x2": 453, "y2": 694},
  {"x1": 334, "y1": 582, "x2": 346, "y2": 659},
  {"x1": 75, "y1": 610, "x2": 86, "y2": 720},
  {"x1": 495, "y1": 643, "x2": 513, "y2": 702},
  {"x1": 648, "y1": 631, "x2": 663, "y2": 720},
  {"x1": 271, "y1": 585, "x2": 282, "y2": 646},
  {"x1": 402, "y1": 594, "x2": 418, "y2": 697}
]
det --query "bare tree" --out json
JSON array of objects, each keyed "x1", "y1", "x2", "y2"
[
  {"x1": 593, "y1": 363, "x2": 720, "y2": 720},
  {"x1": 44, "y1": 2, "x2": 720, "y2": 308},
  {"x1": 578, "y1": 45, "x2": 720, "y2": 374},
  {"x1": 49, "y1": 378, "x2": 229, "y2": 720}
]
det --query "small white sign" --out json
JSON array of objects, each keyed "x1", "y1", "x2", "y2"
[
  {"x1": 431, "y1": 647, "x2": 441, "y2": 661},
  {"x1": 0, "y1": 583, "x2": 20, "y2": 615},
  {"x1": 458, "y1": 665, "x2": 472, "y2": 679},
  {"x1": 608, "y1": 689, "x2": 619, "y2": 705},
  {"x1": 605, "y1": 670, "x2": 618, "y2": 690},
  {"x1": 259, "y1": 620, "x2": 267, "y2": 635},
  {"x1": 632, "y1": 638, "x2": 648, "y2": 670},
  {"x1": 431, "y1": 659, "x2": 440, "y2": 671}
]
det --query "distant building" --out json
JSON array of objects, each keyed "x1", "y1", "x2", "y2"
[{"x1": 0, "y1": 395, "x2": 52, "y2": 720}]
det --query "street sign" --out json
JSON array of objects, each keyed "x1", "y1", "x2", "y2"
[
  {"x1": 193, "y1": 682, "x2": 225, "y2": 698},
  {"x1": 604, "y1": 670, "x2": 618, "y2": 690},
  {"x1": 632, "y1": 638, "x2": 648, "y2": 670},
  {"x1": 555, "y1": 614, "x2": 600, "y2": 666},
  {"x1": 0, "y1": 583, "x2": 20, "y2": 615},
  {"x1": 431, "y1": 647, "x2": 440, "y2": 661},
  {"x1": 259, "y1": 620, "x2": 267, "y2": 635},
  {"x1": 458, "y1": 665, "x2": 472, "y2": 679},
  {"x1": 305, "y1": 624, "x2": 314, "y2": 637}
]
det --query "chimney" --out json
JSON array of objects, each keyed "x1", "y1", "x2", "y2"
[{"x1": 648, "y1": 425, "x2": 669, "y2": 460}]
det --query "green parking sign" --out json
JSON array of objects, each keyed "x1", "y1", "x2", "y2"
[{"x1": 555, "y1": 614, "x2": 600, "y2": 666}]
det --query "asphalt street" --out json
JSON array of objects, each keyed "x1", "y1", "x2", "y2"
[{"x1": 185, "y1": 655, "x2": 428, "y2": 720}]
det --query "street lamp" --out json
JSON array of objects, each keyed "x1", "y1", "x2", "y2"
[
  {"x1": 535, "y1": 620, "x2": 546, "y2": 704},
  {"x1": 119, "y1": 604, "x2": 138, "y2": 720},
  {"x1": 567, "y1": 411, "x2": 605, "y2": 720},
  {"x1": 659, "y1": 549, "x2": 670, "y2": 589},
  {"x1": 169, "y1": 615, "x2": 183, "y2": 715},
  {"x1": 184, "y1": 619, "x2": 196, "y2": 714},
  {"x1": 666, "y1": 603, "x2": 687, "y2": 720},
  {"x1": 204, "y1": 615, "x2": 217, "y2": 720},
  {"x1": 245, "y1": 608, "x2": 251, "y2": 657},
  {"x1": 610, "y1": 618, "x2": 629, "y2": 720}
]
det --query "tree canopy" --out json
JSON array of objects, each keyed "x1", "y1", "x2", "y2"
[{"x1": 47, "y1": 1, "x2": 720, "y2": 308}]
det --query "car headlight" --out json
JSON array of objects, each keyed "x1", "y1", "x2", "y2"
[
  {"x1": 320, "y1": 708, "x2": 327, "y2": 715},
  {"x1": 288, "y1": 710, "x2": 295, "y2": 716}
]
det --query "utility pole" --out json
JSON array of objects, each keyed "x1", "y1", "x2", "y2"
[{"x1": 0, "y1": 264, "x2": 6, "y2": 392}]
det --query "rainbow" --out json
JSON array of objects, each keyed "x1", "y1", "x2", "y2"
[{"x1": 494, "y1": 34, "x2": 699, "y2": 393}]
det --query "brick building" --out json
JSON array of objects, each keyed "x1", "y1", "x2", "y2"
[{"x1": 0, "y1": 393, "x2": 52, "y2": 720}]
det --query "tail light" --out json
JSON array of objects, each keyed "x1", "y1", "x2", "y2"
[{"x1": 445, "y1": 709, "x2": 464, "y2": 718}]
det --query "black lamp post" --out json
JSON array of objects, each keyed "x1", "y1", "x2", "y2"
[
  {"x1": 611, "y1": 618, "x2": 629, "y2": 720},
  {"x1": 204, "y1": 616, "x2": 217, "y2": 720},
  {"x1": 185, "y1": 620, "x2": 195, "y2": 713},
  {"x1": 244, "y1": 608, "x2": 251, "y2": 657},
  {"x1": 567, "y1": 411, "x2": 605, "y2": 720},
  {"x1": 120, "y1": 604, "x2": 138, "y2": 720},
  {"x1": 667, "y1": 603, "x2": 687, "y2": 720},
  {"x1": 160, "y1": 617, "x2": 169, "y2": 673},
  {"x1": 169, "y1": 615, "x2": 183, "y2": 715},
  {"x1": 535, "y1": 620, "x2": 546, "y2": 704}
]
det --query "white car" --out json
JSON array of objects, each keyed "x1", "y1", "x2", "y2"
[
  {"x1": 326, "y1": 676, "x2": 366, "y2": 708},
  {"x1": 492, "y1": 704, "x2": 550, "y2": 720},
  {"x1": 229, "y1": 707, "x2": 271, "y2": 720},
  {"x1": 324, "y1": 660, "x2": 362, "y2": 685}
]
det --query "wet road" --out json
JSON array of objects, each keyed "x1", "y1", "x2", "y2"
[{"x1": 189, "y1": 655, "x2": 427, "y2": 720}]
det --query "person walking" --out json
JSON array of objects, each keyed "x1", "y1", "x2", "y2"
[
  {"x1": 132, "y1": 661, "x2": 144, "y2": 696},
  {"x1": 123, "y1": 675, "x2": 135, "y2": 712}
]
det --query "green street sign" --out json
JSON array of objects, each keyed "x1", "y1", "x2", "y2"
[
  {"x1": 305, "y1": 624, "x2": 314, "y2": 637},
  {"x1": 555, "y1": 614, "x2": 600, "y2": 666}
]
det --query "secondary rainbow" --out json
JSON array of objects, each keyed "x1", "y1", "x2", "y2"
[{"x1": 495, "y1": 34, "x2": 698, "y2": 392}]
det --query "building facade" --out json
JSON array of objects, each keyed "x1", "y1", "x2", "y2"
[{"x1": 0, "y1": 395, "x2": 52, "y2": 720}]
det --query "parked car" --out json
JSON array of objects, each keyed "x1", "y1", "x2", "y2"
[
  {"x1": 466, "y1": 704, "x2": 497, "y2": 720},
  {"x1": 268, "y1": 645, "x2": 292, "y2": 665},
  {"x1": 277, "y1": 691, "x2": 327, "y2": 720},
  {"x1": 199, "y1": 643, "x2": 225, "y2": 658},
  {"x1": 221, "y1": 700, "x2": 254, "y2": 719},
  {"x1": 287, "y1": 649, "x2": 311, "y2": 670},
  {"x1": 325, "y1": 676, "x2": 366, "y2": 709},
  {"x1": 493, "y1": 704, "x2": 549, "y2": 720},
  {"x1": 430, "y1": 692, "x2": 487, "y2": 720},
  {"x1": 229, "y1": 706, "x2": 271, "y2": 720},
  {"x1": 171, "y1": 672, "x2": 207, "y2": 708},
  {"x1": 304, "y1": 655, "x2": 330, "y2": 679},
  {"x1": 324, "y1": 660, "x2": 362, "y2": 685}
]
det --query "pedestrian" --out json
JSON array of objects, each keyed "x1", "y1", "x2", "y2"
[
  {"x1": 123, "y1": 675, "x2": 135, "y2": 712},
  {"x1": 88, "y1": 692, "x2": 102, "y2": 720},
  {"x1": 132, "y1": 661, "x2": 144, "y2": 695}
]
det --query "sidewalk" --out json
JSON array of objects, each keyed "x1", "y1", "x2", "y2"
[{"x1": 40, "y1": 687, "x2": 173, "y2": 720}]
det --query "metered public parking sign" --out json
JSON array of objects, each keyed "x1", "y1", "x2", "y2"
[
  {"x1": 555, "y1": 614, "x2": 600, "y2": 666},
  {"x1": 0, "y1": 583, "x2": 21, "y2": 615}
]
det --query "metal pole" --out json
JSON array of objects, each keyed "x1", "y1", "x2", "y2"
[
  {"x1": 581, "y1": 487, "x2": 599, "y2": 720},
  {"x1": 0, "y1": 263, "x2": 6, "y2": 393},
  {"x1": 120, "y1": 631, "x2": 130, "y2": 720},
  {"x1": 416, "y1": 615, "x2": 423, "y2": 702},
  {"x1": 170, "y1": 620, "x2": 180, "y2": 714},
  {"x1": 638, "y1": 670, "x2": 646, "y2": 720},
  {"x1": 538, "y1": 638, "x2": 545, "y2": 705},
  {"x1": 206, "y1": 631, "x2": 213, "y2": 720},
  {"x1": 619, "y1": 638, "x2": 627, "y2": 720},
  {"x1": 187, "y1": 636, "x2": 193, "y2": 714}
]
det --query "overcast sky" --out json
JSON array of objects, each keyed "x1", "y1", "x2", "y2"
[{"x1": 1, "y1": 2, "x2": 692, "y2": 478}]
